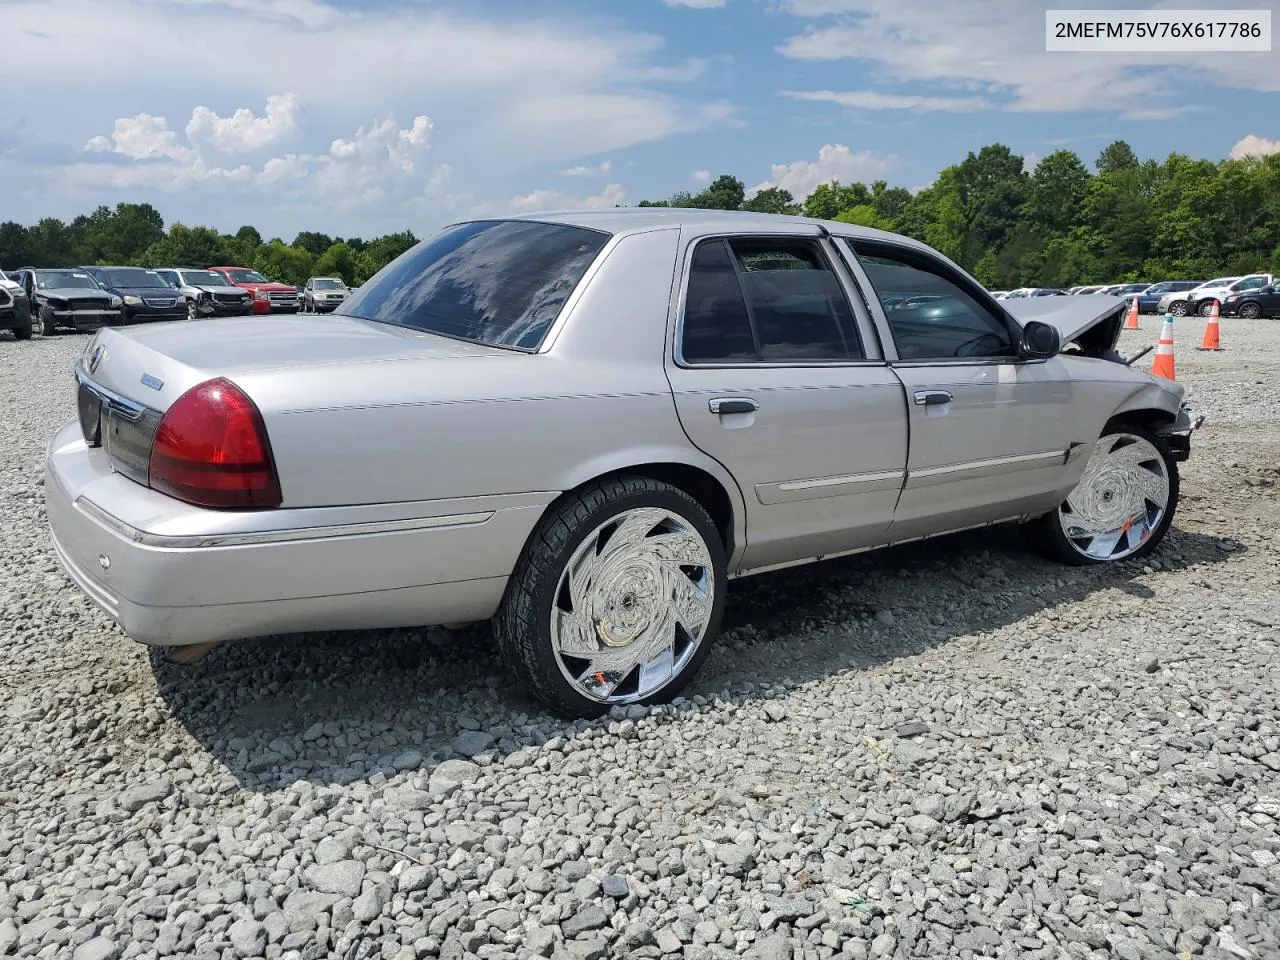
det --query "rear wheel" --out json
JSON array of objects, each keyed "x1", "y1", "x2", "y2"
[
  {"x1": 495, "y1": 476, "x2": 726, "y2": 718},
  {"x1": 39, "y1": 307, "x2": 57, "y2": 336},
  {"x1": 1026, "y1": 425, "x2": 1178, "y2": 566},
  {"x1": 1239, "y1": 302, "x2": 1261, "y2": 319}
]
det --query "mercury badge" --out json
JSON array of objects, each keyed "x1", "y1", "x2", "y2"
[{"x1": 88, "y1": 344, "x2": 105, "y2": 374}]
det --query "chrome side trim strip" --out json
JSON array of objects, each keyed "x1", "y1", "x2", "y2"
[
  {"x1": 910, "y1": 449, "x2": 1065, "y2": 480},
  {"x1": 777, "y1": 470, "x2": 904, "y2": 492},
  {"x1": 730, "y1": 513, "x2": 1036, "y2": 579},
  {"x1": 74, "y1": 497, "x2": 495, "y2": 548}
]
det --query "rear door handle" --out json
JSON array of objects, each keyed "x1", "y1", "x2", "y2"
[
  {"x1": 913, "y1": 390, "x2": 953, "y2": 406},
  {"x1": 708, "y1": 397, "x2": 759, "y2": 415}
]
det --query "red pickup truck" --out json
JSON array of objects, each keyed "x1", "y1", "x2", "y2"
[{"x1": 206, "y1": 266, "x2": 301, "y2": 315}]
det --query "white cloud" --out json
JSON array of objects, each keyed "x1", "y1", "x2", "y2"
[
  {"x1": 426, "y1": 164, "x2": 454, "y2": 194},
  {"x1": 775, "y1": 0, "x2": 1280, "y2": 118},
  {"x1": 559, "y1": 160, "x2": 613, "y2": 177},
  {"x1": 1231, "y1": 134, "x2": 1280, "y2": 159},
  {"x1": 750, "y1": 143, "x2": 894, "y2": 200},
  {"x1": 509, "y1": 183, "x2": 627, "y2": 212},
  {"x1": 690, "y1": 169, "x2": 711, "y2": 182},
  {"x1": 1023, "y1": 152, "x2": 1040, "y2": 174},
  {"x1": 662, "y1": 0, "x2": 726, "y2": 6},
  {"x1": 66, "y1": 158, "x2": 254, "y2": 191},
  {"x1": 783, "y1": 89, "x2": 993, "y2": 113},
  {"x1": 186, "y1": 92, "x2": 301, "y2": 154},
  {"x1": 84, "y1": 114, "x2": 194, "y2": 162}
]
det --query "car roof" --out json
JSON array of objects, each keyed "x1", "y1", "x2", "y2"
[{"x1": 491, "y1": 208, "x2": 929, "y2": 248}]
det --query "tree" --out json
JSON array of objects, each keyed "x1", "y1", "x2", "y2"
[
  {"x1": 139, "y1": 224, "x2": 231, "y2": 269},
  {"x1": 314, "y1": 242, "x2": 360, "y2": 285},
  {"x1": 1025, "y1": 150, "x2": 1092, "y2": 237},
  {"x1": 740, "y1": 187, "x2": 797, "y2": 215},
  {"x1": 358, "y1": 231, "x2": 418, "y2": 280},
  {"x1": 692, "y1": 175, "x2": 745, "y2": 211},
  {"x1": 833, "y1": 205, "x2": 893, "y2": 230},
  {"x1": 292, "y1": 231, "x2": 334, "y2": 257},
  {"x1": 801, "y1": 180, "x2": 870, "y2": 220},
  {"x1": 1096, "y1": 140, "x2": 1140, "y2": 174},
  {"x1": 253, "y1": 241, "x2": 313, "y2": 285}
]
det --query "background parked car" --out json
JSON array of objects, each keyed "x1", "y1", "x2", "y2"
[
  {"x1": 1186, "y1": 273, "x2": 1275, "y2": 316},
  {"x1": 1157, "y1": 277, "x2": 1239, "y2": 316},
  {"x1": 153, "y1": 268, "x2": 253, "y2": 319},
  {"x1": 14, "y1": 268, "x2": 122, "y2": 334},
  {"x1": 0, "y1": 270, "x2": 32, "y2": 340},
  {"x1": 1135, "y1": 280, "x2": 1202, "y2": 314},
  {"x1": 81, "y1": 266, "x2": 187, "y2": 324},
  {"x1": 1221, "y1": 282, "x2": 1280, "y2": 318},
  {"x1": 205, "y1": 266, "x2": 300, "y2": 313},
  {"x1": 300, "y1": 276, "x2": 352, "y2": 313}
]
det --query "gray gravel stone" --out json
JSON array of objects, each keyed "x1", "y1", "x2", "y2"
[
  {"x1": 305, "y1": 860, "x2": 365, "y2": 897},
  {"x1": 72, "y1": 938, "x2": 119, "y2": 960},
  {"x1": 118, "y1": 781, "x2": 171, "y2": 812},
  {"x1": 228, "y1": 919, "x2": 267, "y2": 958}
]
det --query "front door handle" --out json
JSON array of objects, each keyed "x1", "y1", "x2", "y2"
[
  {"x1": 913, "y1": 390, "x2": 953, "y2": 406},
  {"x1": 708, "y1": 397, "x2": 759, "y2": 415}
]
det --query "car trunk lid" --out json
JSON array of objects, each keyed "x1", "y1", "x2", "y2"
[{"x1": 74, "y1": 315, "x2": 513, "y2": 489}]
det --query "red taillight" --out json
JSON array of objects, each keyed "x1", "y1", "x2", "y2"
[{"x1": 148, "y1": 378, "x2": 282, "y2": 509}]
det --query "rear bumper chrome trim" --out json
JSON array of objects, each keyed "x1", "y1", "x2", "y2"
[{"x1": 74, "y1": 497, "x2": 495, "y2": 549}]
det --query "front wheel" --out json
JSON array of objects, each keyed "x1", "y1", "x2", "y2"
[
  {"x1": 1170, "y1": 301, "x2": 1188, "y2": 317},
  {"x1": 1197, "y1": 300, "x2": 1216, "y2": 317},
  {"x1": 11, "y1": 322, "x2": 32, "y2": 340},
  {"x1": 1026, "y1": 425, "x2": 1178, "y2": 566},
  {"x1": 1239, "y1": 302, "x2": 1261, "y2": 319},
  {"x1": 495, "y1": 476, "x2": 726, "y2": 718},
  {"x1": 187, "y1": 300, "x2": 199, "y2": 320},
  {"x1": 39, "y1": 307, "x2": 57, "y2": 336}
]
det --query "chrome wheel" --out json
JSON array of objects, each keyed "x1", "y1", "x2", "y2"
[
  {"x1": 1059, "y1": 433, "x2": 1170, "y2": 561},
  {"x1": 550, "y1": 506, "x2": 715, "y2": 704},
  {"x1": 186, "y1": 301, "x2": 198, "y2": 320},
  {"x1": 1170, "y1": 301, "x2": 1188, "y2": 317}
]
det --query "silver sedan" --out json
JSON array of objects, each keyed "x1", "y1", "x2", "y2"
[{"x1": 45, "y1": 210, "x2": 1200, "y2": 717}]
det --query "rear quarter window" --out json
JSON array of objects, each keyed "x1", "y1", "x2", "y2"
[{"x1": 338, "y1": 220, "x2": 610, "y2": 350}]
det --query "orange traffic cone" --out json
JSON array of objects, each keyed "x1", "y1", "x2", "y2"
[
  {"x1": 1197, "y1": 299, "x2": 1223, "y2": 351},
  {"x1": 1124, "y1": 295, "x2": 1140, "y2": 330},
  {"x1": 1152, "y1": 314, "x2": 1176, "y2": 380}
]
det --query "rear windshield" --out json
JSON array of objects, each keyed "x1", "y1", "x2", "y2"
[{"x1": 337, "y1": 219, "x2": 610, "y2": 350}]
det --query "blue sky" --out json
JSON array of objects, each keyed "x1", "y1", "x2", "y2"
[{"x1": 2, "y1": 0, "x2": 1277, "y2": 240}]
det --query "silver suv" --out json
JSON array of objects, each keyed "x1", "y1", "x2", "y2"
[{"x1": 300, "y1": 277, "x2": 352, "y2": 313}]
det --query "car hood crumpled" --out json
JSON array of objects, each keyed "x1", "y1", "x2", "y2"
[{"x1": 1001, "y1": 294, "x2": 1127, "y2": 345}]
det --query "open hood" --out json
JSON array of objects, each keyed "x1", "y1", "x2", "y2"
[{"x1": 1002, "y1": 294, "x2": 1127, "y2": 347}]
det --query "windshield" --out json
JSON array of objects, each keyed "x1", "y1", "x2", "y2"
[
  {"x1": 337, "y1": 220, "x2": 610, "y2": 350},
  {"x1": 313, "y1": 278, "x2": 345, "y2": 290},
  {"x1": 36, "y1": 271, "x2": 100, "y2": 290},
  {"x1": 1202, "y1": 278, "x2": 1237, "y2": 288},
  {"x1": 180, "y1": 270, "x2": 229, "y2": 287},
  {"x1": 102, "y1": 268, "x2": 168, "y2": 288},
  {"x1": 225, "y1": 269, "x2": 270, "y2": 283}
]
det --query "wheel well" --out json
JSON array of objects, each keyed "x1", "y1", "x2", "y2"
[
  {"x1": 1105, "y1": 408, "x2": 1176, "y2": 433},
  {"x1": 577, "y1": 463, "x2": 736, "y2": 555}
]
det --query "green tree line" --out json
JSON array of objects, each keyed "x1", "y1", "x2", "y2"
[
  {"x1": 0, "y1": 205, "x2": 417, "y2": 287},
  {"x1": 4, "y1": 139, "x2": 1278, "y2": 289},
  {"x1": 638, "y1": 139, "x2": 1280, "y2": 287}
]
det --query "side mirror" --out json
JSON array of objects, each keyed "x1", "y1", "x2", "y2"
[{"x1": 1020, "y1": 320, "x2": 1060, "y2": 360}]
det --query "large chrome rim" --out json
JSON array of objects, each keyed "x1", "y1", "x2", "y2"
[
  {"x1": 550, "y1": 507, "x2": 715, "y2": 704},
  {"x1": 1170, "y1": 301, "x2": 1187, "y2": 317},
  {"x1": 1059, "y1": 433, "x2": 1169, "y2": 561}
]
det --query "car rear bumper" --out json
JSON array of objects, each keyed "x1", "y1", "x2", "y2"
[{"x1": 44, "y1": 421, "x2": 551, "y2": 646}]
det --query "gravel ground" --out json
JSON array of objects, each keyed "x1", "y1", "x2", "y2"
[{"x1": 1, "y1": 317, "x2": 1278, "y2": 960}]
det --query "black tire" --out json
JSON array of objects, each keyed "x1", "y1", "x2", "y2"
[
  {"x1": 1239, "y1": 302, "x2": 1261, "y2": 320},
  {"x1": 11, "y1": 322, "x2": 32, "y2": 340},
  {"x1": 1197, "y1": 300, "x2": 1216, "y2": 317},
  {"x1": 187, "y1": 300, "x2": 198, "y2": 320},
  {"x1": 494, "y1": 475, "x2": 727, "y2": 718},
  {"x1": 1025, "y1": 423, "x2": 1179, "y2": 567},
  {"x1": 1170, "y1": 301, "x2": 1188, "y2": 317},
  {"x1": 39, "y1": 307, "x2": 57, "y2": 336}
]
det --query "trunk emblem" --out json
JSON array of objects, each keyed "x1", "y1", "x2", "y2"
[
  {"x1": 141, "y1": 373, "x2": 164, "y2": 391},
  {"x1": 88, "y1": 345, "x2": 104, "y2": 373}
]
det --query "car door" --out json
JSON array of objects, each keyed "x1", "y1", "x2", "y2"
[
  {"x1": 838, "y1": 239, "x2": 1078, "y2": 543},
  {"x1": 664, "y1": 230, "x2": 908, "y2": 573}
]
